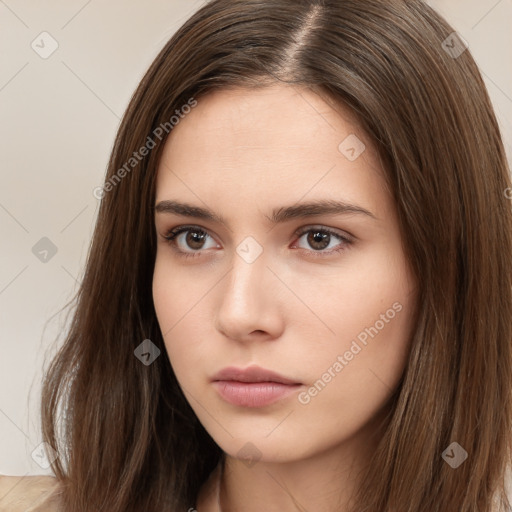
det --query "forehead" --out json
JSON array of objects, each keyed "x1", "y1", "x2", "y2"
[
  {"x1": 155, "y1": 84, "x2": 390, "y2": 220},
  {"x1": 163, "y1": 84, "x2": 365, "y2": 154}
]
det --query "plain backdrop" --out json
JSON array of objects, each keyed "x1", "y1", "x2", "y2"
[{"x1": 0, "y1": 0, "x2": 511, "y2": 477}]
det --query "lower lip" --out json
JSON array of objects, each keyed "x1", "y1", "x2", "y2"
[{"x1": 212, "y1": 381, "x2": 302, "y2": 407}]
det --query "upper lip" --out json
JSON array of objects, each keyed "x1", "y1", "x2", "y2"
[{"x1": 212, "y1": 365, "x2": 301, "y2": 385}]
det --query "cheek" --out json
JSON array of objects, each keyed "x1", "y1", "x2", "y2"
[
  {"x1": 292, "y1": 242, "x2": 416, "y2": 407},
  {"x1": 152, "y1": 259, "x2": 176, "y2": 336},
  {"x1": 152, "y1": 254, "x2": 209, "y2": 333},
  {"x1": 292, "y1": 239, "x2": 414, "y2": 345},
  {"x1": 152, "y1": 259, "x2": 187, "y2": 371},
  {"x1": 294, "y1": 295, "x2": 413, "y2": 448},
  {"x1": 152, "y1": 258, "x2": 213, "y2": 382}
]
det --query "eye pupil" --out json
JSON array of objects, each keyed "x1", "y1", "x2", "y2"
[{"x1": 308, "y1": 231, "x2": 330, "y2": 250}]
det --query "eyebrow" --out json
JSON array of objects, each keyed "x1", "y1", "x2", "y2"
[{"x1": 154, "y1": 199, "x2": 377, "y2": 225}]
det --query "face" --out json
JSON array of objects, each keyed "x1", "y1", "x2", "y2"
[{"x1": 152, "y1": 84, "x2": 417, "y2": 463}]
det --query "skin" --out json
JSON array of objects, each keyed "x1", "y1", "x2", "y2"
[{"x1": 152, "y1": 84, "x2": 418, "y2": 512}]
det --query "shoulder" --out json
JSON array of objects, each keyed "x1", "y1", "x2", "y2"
[{"x1": 0, "y1": 475, "x2": 63, "y2": 512}]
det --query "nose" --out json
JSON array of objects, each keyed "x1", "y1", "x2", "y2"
[{"x1": 214, "y1": 246, "x2": 285, "y2": 343}]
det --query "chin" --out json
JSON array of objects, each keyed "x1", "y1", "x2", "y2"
[{"x1": 211, "y1": 431, "x2": 315, "y2": 465}]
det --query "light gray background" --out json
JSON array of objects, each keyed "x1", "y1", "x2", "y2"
[{"x1": 0, "y1": 0, "x2": 511, "y2": 477}]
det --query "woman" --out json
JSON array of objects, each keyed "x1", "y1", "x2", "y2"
[{"x1": 2, "y1": 0, "x2": 511, "y2": 510}]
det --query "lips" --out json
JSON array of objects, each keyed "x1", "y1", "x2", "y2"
[
  {"x1": 211, "y1": 365, "x2": 303, "y2": 407},
  {"x1": 212, "y1": 365, "x2": 301, "y2": 385}
]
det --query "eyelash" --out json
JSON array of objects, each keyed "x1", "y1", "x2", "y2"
[{"x1": 161, "y1": 225, "x2": 353, "y2": 260}]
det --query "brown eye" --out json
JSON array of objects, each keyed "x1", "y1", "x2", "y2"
[
  {"x1": 183, "y1": 229, "x2": 208, "y2": 250},
  {"x1": 293, "y1": 226, "x2": 353, "y2": 257},
  {"x1": 305, "y1": 230, "x2": 331, "y2": 251},
  {"x1": 163, "y1": 226, "x2": 218, "y2": 257}
]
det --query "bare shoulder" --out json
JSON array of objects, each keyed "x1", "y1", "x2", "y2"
[{"x1": 0, "y1": 475, "x2": 63, "y2": 512}]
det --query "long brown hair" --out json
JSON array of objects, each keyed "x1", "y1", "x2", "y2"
[{"x1": 41, "y1": 0, "x2": 512, "y2": 510}]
